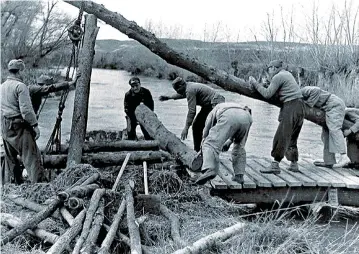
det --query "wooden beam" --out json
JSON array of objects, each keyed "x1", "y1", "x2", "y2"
[
  {"x1": 63, "y1": 0, "x2": 359, "y2": 141},
  {"x1": 211, "y1": 187, "x2": 359, "y2": 207},
  {"x1": 67, "y1": 14, "x2": 100, "y2": 166},
  {"x1": 44, "y1": 151, "x2": 172, "y2": 168},
  {"x1": 135, "y1": 104, "x2": 200, "y2": 169},
  {"x1": 59, "y1": 140, "x2": 160, "y2": 154}
]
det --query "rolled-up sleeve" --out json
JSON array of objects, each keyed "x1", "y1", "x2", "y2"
[{"x1": 17, "y1": 84, "x2": 37, "y2": 126}]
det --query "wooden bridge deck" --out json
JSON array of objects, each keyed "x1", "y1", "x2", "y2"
[{"x1": 207, "y1": 153, "x2": 359, "y2": 206}]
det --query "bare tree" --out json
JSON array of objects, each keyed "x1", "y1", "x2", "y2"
[{"x1": 1, "y1": 0, "x2": 73, "y2": 66}]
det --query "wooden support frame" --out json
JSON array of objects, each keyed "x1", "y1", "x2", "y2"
[{"x1": 211, "y1": 187, "x2": 359, "y2": 207}]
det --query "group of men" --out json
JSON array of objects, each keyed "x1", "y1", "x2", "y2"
[
  {"x1": 1, "y1": 59, "x2": 80, "y2": 184},
  {"x1": 124, "y1": 60, "x2": 358, "y2": 186},
  {"x1": 2, "y1": 58, "x2": 358, "y2": 186}
]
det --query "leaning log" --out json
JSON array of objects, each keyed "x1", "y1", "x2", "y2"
[
  {"x1": 135, "y1": 104, "x2": 199, "y2": 169},
  {"x1": 1, "y1": 213, "x2": 59, "y2": 245},
  {"x1": 67, "y1": 14, "x2": 99, "y2": 166},
  {"x1": 81, "y1": 200, "x2": 105, "y2": 254},
  {"x1": 59, "y1": 140, "x2": 160, "y2": 154},
  {"x1": 80, "y1": 173, "x2": 101, "y2": 186},
  {"x1": 159, "y1": 204, "x2": 185, "y2": 248},
  {"x1": 98, "y1": 198, "x2": 126, "y2": 254},
  {"x1": 64, "y1": 0, "x2": 359, "y2": 142},
  {"x1": 60, "y1": 207, "x2": 75, "y2": 226},
  {"x1": 5, "y1": 195, "x2": 61, "y2": 219},
  {"x1": 43, "y1": 151, "x2": 172, "y2": 168},
  {"x1": 72, "y1": 188, "x2": 106, "y2": 254},
  {"x1": 0, "y1": 198, "x2": 62, "y2": 246},
  {"x1": 47, "y1": 209, "x2": 87, "y2": 254},
  {"x1": 125, "y1": 182, "x2": 142, "y2": 254}
]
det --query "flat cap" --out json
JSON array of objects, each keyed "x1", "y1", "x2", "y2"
[
  {"x1": 129, "y1": 76, "x2": 140, "y2": 85},
  {"x1": 8, "y1": 59, "x2": 25, "y2": 71},
  {"x1": 268, "y1": 60, "x2": 283, "y2": 68},
  {"x1": 37, "y1": 75, "x2": 54, "y2": 85},
  {"x1": 172, "y1": 77, "x2": 185, "y2": 87}
]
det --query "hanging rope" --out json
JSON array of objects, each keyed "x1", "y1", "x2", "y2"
[{"x1": 44, "y1": 3, "x2": 84, "y2": 154}]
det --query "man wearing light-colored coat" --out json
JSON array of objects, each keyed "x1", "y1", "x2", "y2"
[
  {"x1": 195, "y1": 102, "x2": 252, "y2": 185},
  {"x1": 1, "y1": 59, "x2": 45, "y2": 184},
  {"x1": 321, "y1": 108, "x2": 359, "y2": 166},
  {"x1": 301, "y1": 86, "x2": 351, "y2": 168}
]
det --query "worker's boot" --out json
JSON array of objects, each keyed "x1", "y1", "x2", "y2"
[
  {"x1": 260, "y1": 161, "x2": 280, "y2": 174},
  {"x1": 287, "y1": 161, "x2": 300, "y2": 172},
  {"x1": 333, "y1": 154, "x2": 351, "y2": 168},
  {"x1": 231, "y1": 174, "x2": 244, "y2": 184},
  {"x1": 195, "y1": 168, "x2": 216, "y2": 185},
  {"x1": 191, "y1": 151, "x2": 203, "y2": 172},
  {"x1": 313, "y1": 161, "x2": 334, "y2": 168}
]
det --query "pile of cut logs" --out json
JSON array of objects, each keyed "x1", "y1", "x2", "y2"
[{"x1": 0, "y1": 160, "x2": 184, "y2": 254}]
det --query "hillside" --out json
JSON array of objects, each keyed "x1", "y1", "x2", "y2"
[{"x1": 95, "y1": 38, "x2": 311, "y2": 53}]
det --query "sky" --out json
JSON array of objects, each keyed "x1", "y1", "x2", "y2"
[{"x1": 58, "y1": 0, "x2": 358, "y2": 42}]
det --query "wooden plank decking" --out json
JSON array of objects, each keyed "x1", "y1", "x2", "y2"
[{"x1": 209, "y1": 153, "x2": 359, "y2": 206}]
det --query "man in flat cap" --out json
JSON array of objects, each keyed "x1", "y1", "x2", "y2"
[
  {"x1": 301, "y1": 86, "x2": 352, "y2": 168},
  {"x1": 124, "y1": 77, "x2": 154, "y2": 140},
  {"x1": 195, "y1": 102, "x2": 253, "y2": 185},
  {"x1": 159, "y1": 77, "x2": 225, "y2": 152},
  {"x1": 249, "y1": 60, "x2": 305, "y2": 174},
  {"x1": 1, "y1": 59, "x2": 46, "y2": 184},
  {"x1": 30, "y1": 72, "x2": 80, "y2": 116}
]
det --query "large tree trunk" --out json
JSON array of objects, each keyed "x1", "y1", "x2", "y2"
[
  {"x1": 135, "y1": 104, "x2": 198, "y2": 169},
  {"x1": 43, "y1": 151, "x2": 172, "y2": 168},
  {"x1": 64, "y1": 0, "x2": 359, "y2": 142},
  {"x1": 67, "y1": 14, "x2": 99, "y2": 166}
]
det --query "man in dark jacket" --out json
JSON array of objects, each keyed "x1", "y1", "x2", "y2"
[
  {"x1": 159, "y1": 77, "x2": 225, "y2": 151},
  {"x1": 124, "y1": 77, "x2": 154, "y2": 140}
]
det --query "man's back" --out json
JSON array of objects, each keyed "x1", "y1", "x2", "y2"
[
  {"x1": 1, "y1": 77, "x2": 35, "y2": 121},
  {"x1": 271, "y1": 70, "x2": 302, "y2": 103},
  {"x1": 185, "y1": 82, "x2": 217, "y2": 107}
]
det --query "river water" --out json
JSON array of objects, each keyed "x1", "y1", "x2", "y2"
[{"x1": 38, "y1": 68, "x2": 324, "y2": 162}]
